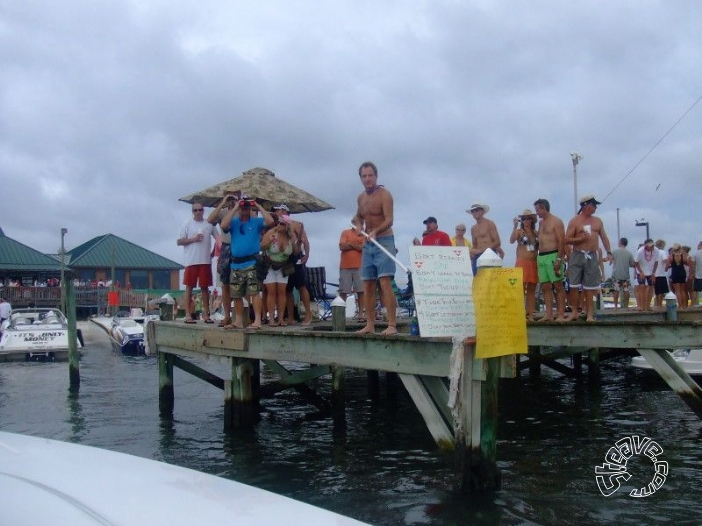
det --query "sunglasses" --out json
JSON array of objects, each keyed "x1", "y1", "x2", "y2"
[{"x1": 192, "y1": 208, "x2": 204, "y2": 212}]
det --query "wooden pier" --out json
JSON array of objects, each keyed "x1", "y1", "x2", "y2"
[{"x1": 148, "y1": 309, "x2": 702, "y2": 493}]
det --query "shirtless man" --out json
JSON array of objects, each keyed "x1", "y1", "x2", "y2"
[
  {"x1": 353, "y1": 161, "x2": 397, "y2": 335},
  {"x1": 468, "y1": 203, "x2": 502, "y2": 275},
  {"x1": 564, "y1": 194, "x2": 612, "y2": 322},
  {"x1": 534, "y1": 198, "x2": 567, "y2": 321}
]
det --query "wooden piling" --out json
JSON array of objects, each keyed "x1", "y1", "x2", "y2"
[
  {"x1": 66, "y1": 279, "x2": 80, "y2": 389},
  {"x1": 331, "y1": 298, "x2": 346, "y2": 422},
  {"x1": 158, "y1": 351, "x2": 174, "y2": 416},
  {"x1": 224, "y1": 358, "x2": 256, "y2": 430}
]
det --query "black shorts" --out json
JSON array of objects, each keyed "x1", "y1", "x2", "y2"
[
  {"x1": 694, "y1": 278, "x2": 702, "y2": 292},
  {"x1": 286, "y1": 263, "x2": 307, "y2": 291},
  {"x1": 654, "y1": 276, "x2": 669, "y2": 296},
  {"x1": 218, "y1": 243, "x2": 231, "y2": 283}
]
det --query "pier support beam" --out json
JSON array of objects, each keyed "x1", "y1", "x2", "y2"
[
  {"x1": 66, "y1": 279, "x2": 80, "y2": 389},
  {"x1": 451, "y1": 343, "x2": 500, "y2": 493},
  {"x1": 224, "y1": 358, "x2": 256, "y2": 431},
  {"x1": 158, "y1": 352, "x2": 174, "y2": 416},
  {"x1": 331, "y1": 366, "x2": 345, "y2": 425}
]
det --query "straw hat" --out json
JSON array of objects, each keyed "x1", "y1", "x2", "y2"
[
  {"x1": 467, "y1": 203, "x2": 490, "y2": 214},
  {"x1": 519, "y1": 209, "x2": 537, "y2": 220}
]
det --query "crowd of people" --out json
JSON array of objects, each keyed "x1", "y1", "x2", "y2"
[{"x1": 177, "y1": 161, "x2": 701, "y2": 333}]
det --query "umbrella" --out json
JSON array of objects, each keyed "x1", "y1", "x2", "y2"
[{"x1": 178, "y1": 167, "x2": 335, "y2": 214}]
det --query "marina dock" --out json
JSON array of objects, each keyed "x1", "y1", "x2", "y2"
[{"x1": 147, "y1": 308, "x2": 702, "y2": 493}]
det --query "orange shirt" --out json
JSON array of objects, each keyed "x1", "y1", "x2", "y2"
[{"x1": 339, "y1": 229, "x2": 365, "y2": 269}]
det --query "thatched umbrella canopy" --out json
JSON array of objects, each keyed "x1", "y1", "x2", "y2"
[{"x1": 179, "y1": 167, "x2": 334, "y2": 214}]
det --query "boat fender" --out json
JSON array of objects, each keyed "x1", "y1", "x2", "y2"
[{"x1": 77, "y1": 329, "x2": 85, "y2": 348}]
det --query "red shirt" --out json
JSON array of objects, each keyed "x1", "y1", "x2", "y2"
[{"x1": 422, "y1": 230, "x2": 452, "y2": 246}]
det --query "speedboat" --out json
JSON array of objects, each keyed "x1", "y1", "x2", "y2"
[
  {"x1": 109, "y1": 309, "x2": 159, "y2": 355},
  {"x1": 0, "y1": 308, "x2": 83, "y2": 362},
  {"x1": 0, "y1": 431, "x2": 369, "y2": 526},
  {"x1": 631, "y1": 348, "x2": 702, "y2": 376}
]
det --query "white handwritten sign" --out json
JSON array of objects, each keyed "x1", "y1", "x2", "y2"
[{"x1": 408, "y1": 246, "x2": 474, "y2": 337}]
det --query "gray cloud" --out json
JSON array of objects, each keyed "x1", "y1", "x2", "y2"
[{"x1": 2, "y1": 1, "x2": 701, "y2": 280}]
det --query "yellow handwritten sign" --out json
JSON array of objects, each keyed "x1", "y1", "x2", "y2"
[{"x1": 473, "y1": 267, "x2": 527, "y2": 358}]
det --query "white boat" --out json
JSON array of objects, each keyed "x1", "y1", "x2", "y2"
[
  {"x1": 107, "y1": 309, "x2": 160, "y2": 355},
  {"x1": 631, "y1": 348, "x2": 702, "y2": 376},
  {"x1": 0, "y1": 431, "x2": 369, "y2": 526},
  {"x1": 0, "y1": 308, "x2": 83, "y2": 362}
]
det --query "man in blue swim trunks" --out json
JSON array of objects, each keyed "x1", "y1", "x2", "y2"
[{"x1": 353, "y1": 161, "x2": 397, "y2": 335}]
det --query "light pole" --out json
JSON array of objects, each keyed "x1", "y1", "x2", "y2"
[
  {"x1": 570, "y1": 152, "x2": 583, "y2": 214},
  {"x1": 635, "y1": 219, "x2": 650, "y2": 241},
  {"x1": 60, "y1": 227, "x2": 68, "y2": 313}
]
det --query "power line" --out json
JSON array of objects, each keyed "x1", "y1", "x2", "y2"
[{"x1": 601, "y1": 94, "x2": 702, "y2": 203}]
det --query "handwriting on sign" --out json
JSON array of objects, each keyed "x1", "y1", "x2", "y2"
[
  {"x1": 473, "y1": 268, "x2": 528, "y2": 358},
  {"x1": 408, "y1": 246, "x2": 475, "y2": 338}
]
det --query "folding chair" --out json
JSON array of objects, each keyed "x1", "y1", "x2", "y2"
[
  {"x1": 394, "y1": 272, "x2": 415, "y2": 318},
  {"x1": 304, "y1": 267, "x2": 338, "y2": 320}
]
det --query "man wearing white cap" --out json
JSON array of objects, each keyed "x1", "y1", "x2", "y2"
[
  {"x1": 468, "y1": 203, "x2": 501, "y2": 275},
  {"x1": 564, "y1": 194, "x2": 613, "y2": 321}
]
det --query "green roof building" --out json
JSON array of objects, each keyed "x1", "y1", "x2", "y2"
[{"x1": 0, "y1": 230, "x2": 183, "y2": 290}]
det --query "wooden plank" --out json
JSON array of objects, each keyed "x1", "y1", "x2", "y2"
[
  {"x1": 171, "y1": 355, "x2": 224, "y2": 390},
  {"x1": 527, "y1": 322, "x2": 702, "y2": 349},
  {"x1": 153, "y1": 322, "x2": 455, "y2": 377},
  {"x1": 418, "y1": 376, "x2": 452, "y2": 424},
  {"x1": 399, "y1": 374, "x2": 454, "y2": 448}
]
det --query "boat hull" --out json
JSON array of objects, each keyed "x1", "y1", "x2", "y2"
[
  {"x1": 0, "y1": 308, "x2": 81, "y2": 362},
  {"x1": 631, "y1": 348, "x2": 702, "y2": 376},
  {"x1": 0, "y1": 431, "x2": 369, "y2": 526}
]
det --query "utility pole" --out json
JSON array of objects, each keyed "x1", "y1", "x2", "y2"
[{"x1": 570, "y1": 153, "x2": 583, "y2": 214}]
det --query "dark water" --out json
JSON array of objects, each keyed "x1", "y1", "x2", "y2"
[{"x1": 0, "y1": 323, "x2": 700, "y2": 525}]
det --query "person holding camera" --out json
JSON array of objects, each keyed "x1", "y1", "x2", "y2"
[{"x1": 221, "y1": 196, "x2": 274, "y2": 329}]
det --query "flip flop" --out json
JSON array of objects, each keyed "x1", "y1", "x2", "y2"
[
  {"x1": 203, "y1": 319, "x2": 215, "y2": 324},
  {"x1": 184, "y1": 319, "x2": 197, "y2": 324},
  {"x1": 223, "y1": 324, "x2": 243, "y2": 330}
]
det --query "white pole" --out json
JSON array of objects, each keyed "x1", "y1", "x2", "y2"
[
  {"x1": 571, "y1": 152, "x2": 582, "y2": 214},
  {"x1": 352, "y1": 225, "x2": 410, "y2": 273}
]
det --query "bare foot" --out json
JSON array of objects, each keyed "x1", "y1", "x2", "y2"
[
  {"x1": 224, "y1": 324, "x2": 243, "y2": 330},
  {"x1": 585, "y1": 317, "x2": 596, "y2": 322},
  {"x1": 537, "y1": 317, "x2": 553, "y2": 323},
  {"x1": 380, "y1": 325, "x2": 397, "y2": 336},
  {"x1": 356, "y1": 325, "x2": 375, "y2": 334},
  {"x1": 302, "y1": 317, "x2": 312, "y2": 326}
]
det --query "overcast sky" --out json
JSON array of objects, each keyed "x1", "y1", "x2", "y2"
[{"x1": 2, "y1": 1, "x2": 701, "y2": 286}]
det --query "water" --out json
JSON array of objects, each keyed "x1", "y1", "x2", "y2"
[{"x1": 0, "y1": 322, "x2": 700, "y2": 525}]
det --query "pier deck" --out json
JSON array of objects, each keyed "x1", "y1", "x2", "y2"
[{"x1": 148, "y1": 310, "x2": 702, "y2": 492}]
